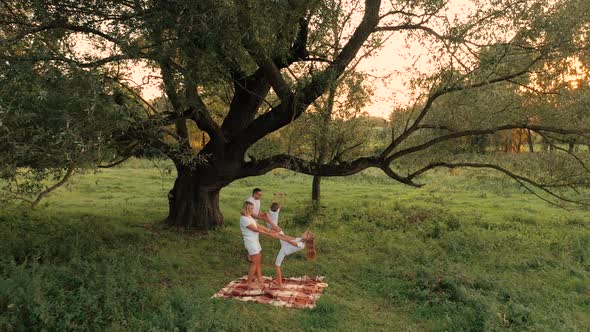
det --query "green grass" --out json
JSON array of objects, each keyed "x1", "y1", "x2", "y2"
[{"x1": 1, "y1": 160, "x2": 589, "y2": 331}]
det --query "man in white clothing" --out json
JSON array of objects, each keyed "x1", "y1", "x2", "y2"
[{"x1": 245, "y1": 188, "x2": 266, "y2": 222}]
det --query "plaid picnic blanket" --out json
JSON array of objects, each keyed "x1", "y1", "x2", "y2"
[{"x1": 212, "y1": 275, "x2": 328, "y2": 309}]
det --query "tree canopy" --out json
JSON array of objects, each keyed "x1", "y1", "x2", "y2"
[{"x1": 1, "y1": 0, "x2": 589, "y2": 229}]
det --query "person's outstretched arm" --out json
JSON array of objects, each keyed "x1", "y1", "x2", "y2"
[
  {"x1": 267, "y1": 220, "x2": 282, "y2": 233},
  {"x1": 247, "y1": 223, "x2": 279, "y2": 238},
  {"x1": 277, "y1": 233, "x2": 298, "y2": 246}
]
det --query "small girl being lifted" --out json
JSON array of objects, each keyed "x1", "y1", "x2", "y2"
[{"x1": 273, "y1": 230, "x2": 316, "y2": 288}]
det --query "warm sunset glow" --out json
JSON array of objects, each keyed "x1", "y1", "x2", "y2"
[
  {"x1": 563, "y1": 58, "x2": 588, "y2": 89},
  {"x1": 73, "y1": 1, "x2": 481, "y2": 118},
  {"x1": 72, "y1": 0, "x2": 572, "y2": 119}
]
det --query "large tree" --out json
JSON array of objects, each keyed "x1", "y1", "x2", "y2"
[{"x1": 1, "y1": 0, "x2": 589, "y2": 230}]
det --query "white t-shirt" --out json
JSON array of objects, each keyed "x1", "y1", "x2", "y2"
[
  {"x1": 275, "y1": 237, "x2": 304, "y2": 266},
  {"x1": 266, "y1": 208, "x2": 280, "y2": 229},
  {"x1": 245, "y1": 196, "x2": 261, "y2": 217},
  {"x1": 239, "y1": 215, "x2": 259, "y2": 243}
]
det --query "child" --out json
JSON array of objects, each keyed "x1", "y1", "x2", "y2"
[
  {"x1": 240, "y1": 201, "x2": 279, "y2": 289},
  {"x1": 273, "y1": 230, "x2": 316, "y2": 288},
  {"x1": 266, "y1": 192, "x2": 286, "y2": 233}
]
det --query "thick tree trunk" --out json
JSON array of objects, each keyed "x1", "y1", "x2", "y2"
[
  {"x1": 312, "y1": 175, "x2": 321, "y2": 205},
  {"x1": 311, "y1": 79, "x2": 336, "y2": 207},
  {"x1": 311, "y1": 147, "x2": 326, "y2": 208},
  {"x1": 166, "y1": 172, "x2": 224, "y2": 231},
  {"x1": 311, "y1": 146, "x2": 328, "y2": 208}
]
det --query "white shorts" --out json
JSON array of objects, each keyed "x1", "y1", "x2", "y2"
[{"x1": 244, "y1": 240, "x2": 262, "y2": 256}]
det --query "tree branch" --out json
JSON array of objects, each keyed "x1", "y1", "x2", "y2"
[
  {"x1": 239, "y1": 154, "x2": 382, "y2": 179},
  {"x1": 98, "y1": 155, "x2": 133, "y2": 168},
  {"x1": 221, "y1": 68, "x2": 271, "y2": 139},
  {"x1": 400, "y1": 162, "x2": 590, "y2": 207},
  {"x1": 234, "y1": 0, "x2": 294, "y2": 102},
  {"x1": 230, "y1": 0, "x2": 382, "y2": 152},
  {"x1": 381, "y1": 53, "x2": 546, "y2": 159},
  {"x1": 31, "y1": 164, "x2": 75, "y2": 208},
  {"x1": 276, "y1": 17, "x2": 310, "y2": 67},
  {"x1": 380, "y1": 165, "x2": 423, "y2": 187},
  {"x1": 534, "y1": 131, "x2": 590, "y2": 174},
  {"x1": 386, "y1": 124, "x2": 589, "y2": 163},
  {"x1": 1, "y1": 54, "x2": 135, "y2": 68},
  {"x1": 183, "y1": 78, "x2": 225, "y2": 143}
]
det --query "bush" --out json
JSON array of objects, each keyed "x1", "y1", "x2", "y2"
[{"x1": 0, "y1": 254, "x2": 149, "y2": 331}]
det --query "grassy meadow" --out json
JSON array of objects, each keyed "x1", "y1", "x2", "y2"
[{"x1": 1, "y1": 158, "x2": 589, "y2": 331}]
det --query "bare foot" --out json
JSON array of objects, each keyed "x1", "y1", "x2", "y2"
[{"x1": 270, "y1": 280, "x2": 283, "y2": 289}]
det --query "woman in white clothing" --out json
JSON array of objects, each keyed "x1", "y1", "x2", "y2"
[{"x1": 240, "y1": 201, "x2": 278, "y2": 289}]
